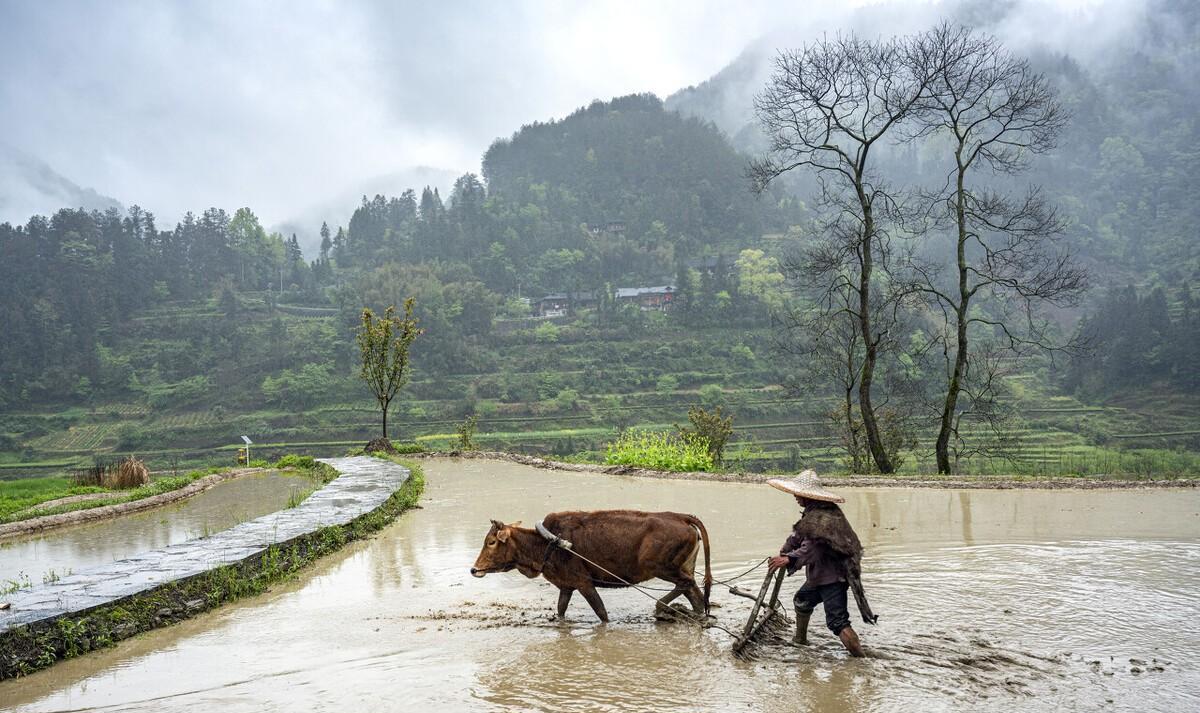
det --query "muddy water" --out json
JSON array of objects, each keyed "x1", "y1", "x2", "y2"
[
  {"x1": 0, "y1": 472, "x2": 315, "y2": 581},
  {"x1": 2, "y1": 459, "x2": 1198, "y2": 712}
]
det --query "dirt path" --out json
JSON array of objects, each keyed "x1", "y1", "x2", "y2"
[
  {"x1": 0, "y1": 468, "x2": 266, "y2": 541},
  {"x1": 413, "y1": 450, "x2": 1197, "y2": 489}
]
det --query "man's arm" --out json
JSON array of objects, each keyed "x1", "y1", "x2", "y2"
[
  {"x1": 785, "y1": 538, "x2": 820, "y2": 562},
  {"x1": 769, "y1": 538, "x2": 819, "y2": 573}
]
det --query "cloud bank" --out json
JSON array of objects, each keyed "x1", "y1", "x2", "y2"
[{"x1": 0, "y1": 0, "x2": 1137, "y2": 242}]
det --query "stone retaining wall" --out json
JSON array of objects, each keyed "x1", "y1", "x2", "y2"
[{"x1": 0, "y1": 456, "x2": 421, "y2": 679}]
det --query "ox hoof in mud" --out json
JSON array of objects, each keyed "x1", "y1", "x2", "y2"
[
  {"x1": 655, "y1": 601, "x2": 714, "y2": 625},
  {"x1": 472, "y1": 511, "x2": 713, "y2": 623}
]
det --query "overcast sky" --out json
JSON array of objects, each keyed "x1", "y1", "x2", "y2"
[{"x1": 0, "y1": 0, "x2": 1127, "y2": 232}]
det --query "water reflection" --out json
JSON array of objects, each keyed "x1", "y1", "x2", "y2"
[
  {"x1": 1, "y1": 459, "x2": 1197, "y2": 713},
  {"x1": 0, "y1": 472, "x2": 315, "y2": 580}
]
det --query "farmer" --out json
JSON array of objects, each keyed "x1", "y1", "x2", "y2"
[{"x1": 766, "y1": 470, "x2": 875, "y2": 657}]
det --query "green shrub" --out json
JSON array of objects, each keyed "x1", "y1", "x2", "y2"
[
  {"x1": 677, "y1": 405, "x2": 734, "y2": 465},
  {"x1": 534, "y1": 322, "x2": 560, "y2": 343},
  {"x1": 274, "y1": 454, "x2": 317, "y2": 470},
  {"x1": 655, "y1": 375, "x2": 679, "y2": 394},
  {"x1": 604, "y1": 429, "x2": 713, "y2": 472},
  {"x1": 555, "y1": 388, "x2": 580, "y2": 411},
  {"x1": 698, "y1": 383, "x2": 724, "y2": 406}
]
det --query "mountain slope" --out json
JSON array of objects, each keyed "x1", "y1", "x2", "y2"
[
  {"x1": 482, "y1": 93, "x2": 796, "y2": 251},
  {"x1": 663, "y1": 0, "x2": 1200, "y2": 281}
]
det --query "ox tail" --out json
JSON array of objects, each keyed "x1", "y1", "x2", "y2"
[{"x1": 681, "y1": 514, "x2": 712, "y2": 615}]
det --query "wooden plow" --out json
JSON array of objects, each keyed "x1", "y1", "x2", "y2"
[{"x1": 730, "y1": 568, "x2": 790, "y2": 658}]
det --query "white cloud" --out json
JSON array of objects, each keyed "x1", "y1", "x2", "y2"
[{"x1": 0, "y1": 0, "x2": 1147, "y2": 232}]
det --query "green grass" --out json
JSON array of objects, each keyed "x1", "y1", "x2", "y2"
[
  {"x1": 0, "y1": 478, "x2": 106, "y2": 521},
  {"x1": 604, "y1": 429, "x2": 714, "y2": 472},
  {"x1": 0, "y1": 460, "x2": 81, "y2": 471},
  {"x1": 0, "y1": 467, "x2": 228, "y2": 524}
]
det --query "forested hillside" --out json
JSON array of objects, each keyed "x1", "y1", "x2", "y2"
[
  {"x1": 1, "y1": 7, "x2": 1197, "y2": 477},
  {"x1": 666, "y1": 0, "x2": 1199, "y2": 403}
]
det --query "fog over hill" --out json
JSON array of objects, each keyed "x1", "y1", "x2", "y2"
[
  {"x1": 667, "y1": 0, "x2": 1161, "y2": 147},
  {"x1": 1, "y1": 0, "x2": 1185, "y2": 263},
  {"x1": 0, "y1": 0, "x2": 783, "y2": 246},
  {"x1": 0, "y1": 145, "x2": 123, "y2": 220}
]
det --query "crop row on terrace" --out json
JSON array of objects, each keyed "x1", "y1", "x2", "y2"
[
  {"x1": 27, "y1": 424, "x2": 119, "y2": 453},
  {"x1": 5, "y1": 393, "x2": 1176, "y2": 463}
]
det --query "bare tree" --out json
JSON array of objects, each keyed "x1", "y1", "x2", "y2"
[
  {"x1": 775, "y1": 218, "x2": 928, "y2": 473},
  {"x1": 774, "y1": 253, "x2": 869, "y2": 472},
  {"x1": 750, "y1": 34, "x2": 935, "y2": 473},
  {"x1": 905, "y1": 23, "x2": 1086, "y2": 474}
]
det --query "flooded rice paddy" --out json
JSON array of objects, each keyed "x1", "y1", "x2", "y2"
[
  {"x1": 0, "y1": 471, "x2": 317, "y2": 583},
  {"x1": 2, "y1": 458, "x2": 1198, "y2": 712}
]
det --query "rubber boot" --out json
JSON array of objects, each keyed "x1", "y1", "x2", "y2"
[
  {"x1": 793, "y1": 609, "x2": 811, "y2": 645},
  {"x1": 838, "y1": 627, "x2": 865, "y2": 657}
]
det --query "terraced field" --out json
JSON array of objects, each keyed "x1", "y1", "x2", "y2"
[
  {"x1": 2, "y1": 313, "x2": 1196, "y2": 478},
  {"x1": 28, "y1": 423, "x2": 120, "y2": 453}
]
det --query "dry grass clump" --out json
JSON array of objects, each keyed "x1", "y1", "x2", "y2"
[
  {"x1": 105, "y1": 456, "x2": 150, "y2": 489},
  {"x1": 71, "y1": 457, "x2": 149, "y2": 490}
]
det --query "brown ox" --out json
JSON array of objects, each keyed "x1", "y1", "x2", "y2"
[{"x1": 470, "y1": 510, "x2": 712, "y2": 622}]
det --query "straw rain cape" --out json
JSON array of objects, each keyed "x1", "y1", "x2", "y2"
[{"x1": 794, "y1": 504, "x2": 878, "y2": 624}]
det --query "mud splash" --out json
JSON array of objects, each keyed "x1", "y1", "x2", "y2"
[{"x1": 1, "y1": 458, "x2": 1197, "y2": 712}]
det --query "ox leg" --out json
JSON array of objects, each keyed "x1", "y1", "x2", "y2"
[
  {"x1": 655, "y1": 584, "x2": 688, "y2": 620},
  {"x1": 579, "y1": 585, "x2": 609, "y2": 623},
  {"x1": 556, "y1": 587, "x2": 574, "y2": 618},
  {"x1": 682, "y1": 583, "x2": 706, "y2": 616},
  {"x1": 657, "y1": 582, "x2": 706, "y2": 622}
]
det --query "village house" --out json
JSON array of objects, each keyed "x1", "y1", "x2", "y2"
[
  {"x1": 534, "y1": 291, "x2": 597, "y2": 317},
  {"x1": 586, "y1": 220, "x2": 626, "y2": 235},
  {"x1": 535, "y1": 285, "x2": 675, "y2": 316},
  {"x1": 615, "y1": 285, "x2": 675, "y2": 311}
]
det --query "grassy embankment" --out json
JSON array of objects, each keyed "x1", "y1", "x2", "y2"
[
  {"x1": 0, "y1": 455, "x2": 332, "y2": 525},
  {"x1": 1, "y1": 296, "x2": 1197, "y2": 478}
]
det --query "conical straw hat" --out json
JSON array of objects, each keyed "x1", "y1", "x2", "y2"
[{"x1": 766, "y1": 469, "x2": 844, "y2": 503}]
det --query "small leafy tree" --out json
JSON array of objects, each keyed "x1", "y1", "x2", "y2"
[
  {"x1": 357, "y1": 299, "x2": 423, "y2": 440},
  {"x1": 677, "y1": 405, "x2": 734, "y2": 466},
  {"x1": 456, "y1": 413, "x2": 479, "y2": 451}
]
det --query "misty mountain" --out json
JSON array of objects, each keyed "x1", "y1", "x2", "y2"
[
  {"x1": 272, "y1": 165, "x2": 457, "y2": 257},
  {"x1": 664, "y1": 45, "x2": 772, "y2": 153},
  {"x1": 666, "y1": 0, "x2": 1200, "y2": 281},
  {"x1": 0, "y1": 145, "x2": 123, "y2": 223}
]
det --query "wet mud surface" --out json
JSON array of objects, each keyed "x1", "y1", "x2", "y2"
[{"x1": 1, "y1": 458, "x2": 1197, "y2": 712}]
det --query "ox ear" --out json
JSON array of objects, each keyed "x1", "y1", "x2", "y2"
[
  {"x1": 508, "y1": 520, "x2": 522, "y2": 528},
  {"x1": 496, "y1": 526, "x2": 511, "y2": 543}
]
